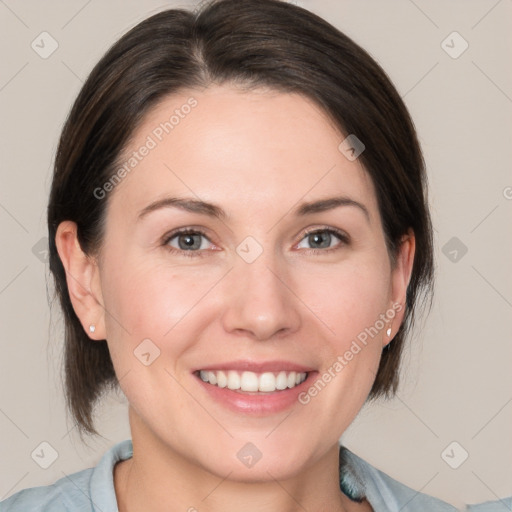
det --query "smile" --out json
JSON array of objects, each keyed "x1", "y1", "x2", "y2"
[{"x1": 197, "y1": 370, "x2": 308, "y2": 393}]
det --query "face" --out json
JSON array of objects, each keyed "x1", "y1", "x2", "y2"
[{"x1": 81, "y1": 84, "x2": 411, "y2": 481}]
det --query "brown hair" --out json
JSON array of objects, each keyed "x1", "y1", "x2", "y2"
[{"x1": 48, "y1": 0, "x2": 434, "y2": 436}]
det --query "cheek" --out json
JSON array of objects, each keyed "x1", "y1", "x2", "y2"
[
  {"x1": 98, "y1": 260, "x2": 204, "y2": 413},
  {"x1": 291, "y1": 263, "x2": 391, "y2": 434},
  {"x1": 300, "y1": 258, "x2": 391, "y2": 349},
  {"x1": 100, "y1": 255, "x2": 222, "y2": 365}
]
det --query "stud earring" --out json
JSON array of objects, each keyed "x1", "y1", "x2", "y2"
[
  {"x1": 386, "y1": 327, "x2": 392, "y2": 337},
  {"x1": 89, "y1": 324, "x2": 96, "y2": 333}
]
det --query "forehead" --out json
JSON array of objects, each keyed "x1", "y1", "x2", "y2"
[{"x1": 108, "y1": 84, "x2": 378, "y2": 221}]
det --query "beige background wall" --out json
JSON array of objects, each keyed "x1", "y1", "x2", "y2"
[{"x1": 0, "y1": 1, "x2": 510, "y2": 509}]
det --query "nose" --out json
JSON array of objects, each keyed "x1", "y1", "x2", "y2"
[{"x1": 220, "y1": 251, "x2": 302, "y2": 341}]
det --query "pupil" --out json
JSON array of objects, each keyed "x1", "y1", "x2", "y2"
[
  {"x1": 311, "y1": 232, "x2": 330, "y2": 248},
  {"x1": 180, "y1": 234, "x2": 199, "y2": 250}
]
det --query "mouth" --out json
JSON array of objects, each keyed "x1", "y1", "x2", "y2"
[
  {"x1": 192, "y1": 363, "x2": 316, "y2": 415},
  {"x1": 194, "y1": 369, "x2": 309, "y2": 393}
]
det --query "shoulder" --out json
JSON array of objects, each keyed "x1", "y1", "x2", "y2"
[
  {"x1": 465, "y1": 497, "x2": 512, "y2": 511},
  {"x1": 0, "y1": 439, "x2": 133, "y2": 512},
  {"x1": 0, "y1": 469, "x2": 93, "y2": 512},
  {"x1": 339, "y1": 445, "x2": 458, "y2": 512}
]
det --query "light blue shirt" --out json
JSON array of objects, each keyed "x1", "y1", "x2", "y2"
[{"x1": 0, "y1": 439, "x2": 509, "y2": 511}]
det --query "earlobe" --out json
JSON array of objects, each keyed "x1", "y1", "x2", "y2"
[{"x1": 54, "y1": 220, "x2": 106, "y2": 340}]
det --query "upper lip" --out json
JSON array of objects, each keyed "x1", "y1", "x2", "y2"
[{"x1": 193, "y1": 360, "x2": 315, "y2": 374}]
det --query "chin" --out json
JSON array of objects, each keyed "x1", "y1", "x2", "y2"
[
  {"x1": 198, "y1": 436, "x2": 317, "y2": 483},
  {"x1": 211, "y1": 456, "x2": 309, "y2": 484}
]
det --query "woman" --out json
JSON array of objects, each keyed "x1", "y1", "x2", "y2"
[{"x1": 1, "y1": 0, "x2": 506, "y2": 510}]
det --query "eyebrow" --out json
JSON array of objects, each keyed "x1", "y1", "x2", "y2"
[{"x1": 137, "y1": 195, "x2": 370, "y2": 223}]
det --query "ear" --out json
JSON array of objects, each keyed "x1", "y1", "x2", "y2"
[
  {"x1": 54, "y1": 220, "x2": 106, "y2": 340},
  {"x1": 384, "y1": 228, "x2": 415, "y2": 346}
]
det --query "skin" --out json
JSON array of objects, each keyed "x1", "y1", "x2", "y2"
[{"x1": 56, "y1": 84, "x2": 415, "y2": 512}]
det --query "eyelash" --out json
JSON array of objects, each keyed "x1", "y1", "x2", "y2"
[{"x1": 161, "y1": 227, "x2": 350, "y2": 258}]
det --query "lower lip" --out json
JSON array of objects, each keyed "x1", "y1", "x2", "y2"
[{"x1": 194, "y1": 372, "x2": 317, "y2": 415}]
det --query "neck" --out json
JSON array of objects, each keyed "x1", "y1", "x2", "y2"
[{"x1": 114, "y1": 408, "x2": 353, "y2": 512}]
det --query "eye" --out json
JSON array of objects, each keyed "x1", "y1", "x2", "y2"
[
  {"x1": 296, "y1": 227, "x2": 349, "y2": 254},
  {"x1": 162, "y1": 226, "x2": 349, "y2": 258},
  {"x1": 162, "y1": 229, "x2": 214, "y2": 258}
]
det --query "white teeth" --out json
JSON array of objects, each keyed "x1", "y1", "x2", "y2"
[
  {"x1": 198, "y1": 369, "x2": 308, "y2": 392},
  {"x1": 240, "y1": 371, "x2": 259, "y2": 391},
  {"x1": 216, "y1": 370, "x2": 227, "y2": 388},
  {"x1": 227, "y1": 370, "x2": 241, "y2": 390},
  {"x1": 276, "y1": 371, "x2": 288, "y2": 390},
  {"x1": 259, "y1": 372, "x2": 276, "y2": 392}
]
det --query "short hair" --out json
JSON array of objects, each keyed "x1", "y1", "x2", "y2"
[{"x1": 47, "y1": 0, "x2": 434, "y2": 436}]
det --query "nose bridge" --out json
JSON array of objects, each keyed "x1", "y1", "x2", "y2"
[
  {"x1": 238, "y1": 248, "x2": 283, "y2": 300},
  {"x1": 221, "y1": 240, "x2": 301, "y2": 340}
]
